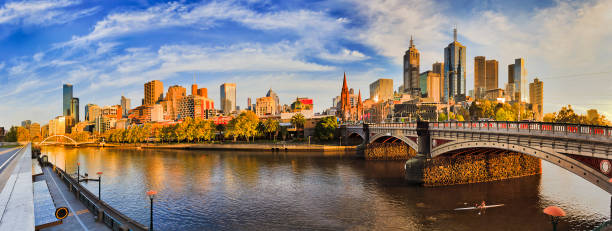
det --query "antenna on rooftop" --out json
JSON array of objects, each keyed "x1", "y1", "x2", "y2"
[{"x1": 453, "y1": 25, "x2": 457, "y2": 42}]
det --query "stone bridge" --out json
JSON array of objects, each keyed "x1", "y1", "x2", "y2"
[{"x1": 342, "y1": 121, "x2": 612, "y2": 193}]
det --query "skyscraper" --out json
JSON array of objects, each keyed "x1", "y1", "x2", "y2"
[
  {"x1": 63, "y1": 84, "x2": 73, "y2": 116},
  {"x1": 369, "y1": 78, "x2": 393, "y2": 102},
  {"x1": 508, "y1": 64, "x2": 515, "y2": 85},
  {"x1": 403, "y1": 36, "x2": 420, "y2": 97},
  {"x1": 266, "y1": 89, "x2": 280, "y2": 114},
  {"x1": 485, "y1": 60, "x2": 499, "y2": 91},
  {"x1": 474, "y1": 56, "x2": 486, "y2": 99},
  {"x1": 513, "y1": 58, "x2": 528, "y2": 103},
  {"x1": 220, "y1": 83, "x2": 236, "y2": 115},
  {"x1": 121, "y1": 95, "x2": 131, "y2": 118},
  {"x1": 432, "y1": 62, "x2": 444, "y2": 100},
  {"x1": 444, "y1": 27, "x2": 467, "y2": 102},
  {"x1": 529, "y1": 78, "x2": 543, "y2": 120},
  {"x1": 144, "y1": 80, "x2": 164, "y2": 105},
  {"x1": 71, "y1": 98, "x2": 79, "y2": 122},
  {"x1": 85, "y1": 104, "x2": 100, "y2": 122},
  {"x1": 164, "y1": 85, "x2": 186, "y2": 120}
]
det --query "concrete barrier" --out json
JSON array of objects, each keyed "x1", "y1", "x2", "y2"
[{"x1": 0, "y1": 144, "x2": 34, "y2": 230}]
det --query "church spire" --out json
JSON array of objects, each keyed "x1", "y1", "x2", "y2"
[{"x1": 342, "y1": 72, "x2": 348, "y2": 91}]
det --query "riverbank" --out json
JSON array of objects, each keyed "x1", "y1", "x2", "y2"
[{"x1": 62, "y1": 142, "x2": 358, "y2": 153}]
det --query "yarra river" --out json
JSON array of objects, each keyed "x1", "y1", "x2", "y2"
[{"x1": 42, "y1": 146, "x2": 609, "y2": 230}]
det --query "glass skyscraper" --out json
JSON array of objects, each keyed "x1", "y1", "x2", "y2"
[
  {"x1": 63, "y1": 84, "x2": 73, "y2": 116},
  {"x1": 443, "y1": 28, "x2": 466, "y2": 102}
]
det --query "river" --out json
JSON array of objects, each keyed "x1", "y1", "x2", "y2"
[{"x1": 41, "y1": 146, "x2": 609, "y2": 230}]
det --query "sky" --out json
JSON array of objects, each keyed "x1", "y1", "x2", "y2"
[{"x1": 1, "y1": 0, "x2": 612, "y2": 127}]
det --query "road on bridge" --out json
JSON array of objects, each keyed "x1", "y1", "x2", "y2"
[{"x1": 0, "y1": 147, "x2": 22, "y2": 195}]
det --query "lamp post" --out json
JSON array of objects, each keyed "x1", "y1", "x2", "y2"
[
  {"x1": 543, "y1": 206, "x2": 566, "y2": 231},
  {"x1": 77, "y1": 162, "x2": 80, "y2": 183},
  {"x1": 146, "y1": 190, "x2": 157, "y2": 231},
  {"x1": 96, "y1": 172, "x2": 103, "y2": 200}
]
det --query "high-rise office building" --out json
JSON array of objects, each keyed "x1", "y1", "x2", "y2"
[
  {"x1": 71, "y1": 98, "x2": 79, "y2": 122},
  {"x1": 512, "y1": 58, "x2": 528, "y2": 103},
  {"x1": 220, "y1": 83, "x2": 236, "y2": 115},
  {"x1": 247, "y1": 97, "x2": 252, "y2": 110},
  {"x1": 432, "y1": 62, "x2": 444, "y2": 100},
  {"x1": 85, "y1": 104, "x2": 101, "y2": 122},
  {"x1": 474, "y1": 56, "x2": 486, "y2": 99},
  {"x1": 21, "y1": 120, "x2": 32, "y2": 128},
  {"x1": 266, "y1": 89, "x2": 280, "y2": 115},
  {"x1": 508, "y1": 64, "x2": 515, "y2": 85},
  {"x1": 444, "y1": 27, "x2": 467, "y2": 102},
  {"x1": 144, "y1": 80, "x2": 164, "y2": 105},
  {"x1": 485, "y1": 60, "x2": 498, "y2": 91},
  {"x1": 178, "y1": 95, "x2": 215, "y2": 119},
  {"x1": 419, "y1": 71, "x2": 441, "y2": 102},
  {"x1": 369, "y1": 78, "x2": 393, "y2": 103},
  {"x1": 191, "y1": 83, "x2": 198, "y2": 96},
  {"x1": 529, "y1": 78, "x2": 543, "y2": 120},
  {"x1": 197, "y1": 88, "x2": 208, "y2": 98},
  {"x1": 403, "y1": 37, "x2": 420, "y2": 97},
  {"x1": 255, "y1": 96, "x2": 276, "y2": 117},
  {"x1": 121, "y1": 96, "x2": 131, "y2": 118},
  {"x1": 29, "y1": 123, "x2": 40, "y2": 138},
  {"x1": 63, "y1": 84, "x2": 73, "y2": 116},
  {"x1": 164, "y1": 85, "x2": 187, "y2": 120}
]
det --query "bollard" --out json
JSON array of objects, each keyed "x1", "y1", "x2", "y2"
[{"x1": 96, "y1": 209, "x2": 104, "y2": 222}]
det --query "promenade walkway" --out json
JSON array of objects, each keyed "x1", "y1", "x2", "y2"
[{"x1": 40, "y1": 166, "x2": 108, "y2": 231}]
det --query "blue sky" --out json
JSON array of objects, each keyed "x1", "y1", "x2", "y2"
[{"x1": 1, "y1": 0, "x2": 612, "y2": 127}]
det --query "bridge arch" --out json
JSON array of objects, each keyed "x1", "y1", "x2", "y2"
[
  {"x1": 346, "y1": 132, "x2": 365, "y2": 146},
  {"x1": 40, "y1": 135, "x2": 78, "y2": 146},
  {"x1": 369, "y1": 133, "x2": 418, "y2": 151},
  {"x1": 431, "y1": 140, "x2": 612, "y2": 194}
]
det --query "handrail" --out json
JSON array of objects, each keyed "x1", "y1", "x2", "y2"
[
  {"x1": 347, "y1": 121, "x2": 612, "y2": 139},
  {"x1": 54, "y1": 165, "x2": 148, "y2": 231}
]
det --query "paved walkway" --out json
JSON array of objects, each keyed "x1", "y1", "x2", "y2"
[{"x1": 41, "y1": 166, "x2": 109, "y2": 231}]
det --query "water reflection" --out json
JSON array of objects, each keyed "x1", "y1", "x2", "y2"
[{"x1": 42, "y1": 146, "x2": 609, "y2": 230}]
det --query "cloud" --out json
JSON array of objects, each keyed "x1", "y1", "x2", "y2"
[
  {"x1": 0, "y1": 0, "x2": 96, "y2": 26},
  {"x1": 319, "y1": 49, "x2": 368, "y2": 62}
]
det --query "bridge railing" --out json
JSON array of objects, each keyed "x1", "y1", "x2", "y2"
[{"x1": 427, "y1": 121, "x2": 612, "y2": 139}]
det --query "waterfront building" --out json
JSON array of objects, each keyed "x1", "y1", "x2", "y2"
[
  {"x1": 144, "y1": 80, "x2": 164, "y2": 105},
  {"x1": 40, "y1": 125, "x2": 48, "y2": 138},
  {"x1": 403, "y1": 37, "x2": 420, "y2": 97},
  {"x1": 508, "y1": 64, "x2": 515, "y2": 86},
  {"x1": 369, "y1": 78, "x2": 393, "y2": 103},
  {"x1": 129, "y1": 105, "x2": 154, "y2": 124},
  {"x1": 266, "y1": 89, "x2": 280, "y2": 114},
  {"x1": 512, "y1": 58, "x2": 528, "y2": 103},
  {"x1": 505, "y1": 83, "x2": 516, "y2": 102},
  {"x1": 71, "y1": 97, "x2": 80, "y2": 122},
  {"x1": 220, "y1": 83, "x2": 236, "y2": 115},
  {"x1": 151, "y1": 104, "x2": 164, "y2": 122},
  {"x1": 29, "y1": 123, "x2": 40, "y2": 139},
  {"x1": 443, "y1": 27, "x2": 467, "y2": 102},
  {"x1": 101, "y1": 105, "x2": 122, "y2": 120},
  {"x1": 21, "y1": 120, "x2": 31, "y2": 128},
  {"x1": 85, "y1": 104, "x2": 100, "y2": 122},
  {"x1": 73, "y1": 121, "x2": 89, "y2": 133},
  {"x1": 247, "y1": 98, "x2": 252, "y2": 110},
  {"x1": 486, "y1": 60, "x2": 499, "y2": 91},
  {"x1": 474, "y1": 56, "x2": 486, "y2": 99},
  {"x1": 530, "y1": 78, "x2": 543, "y2": 120},
  {"x1": 486, "y1": 88, "x2": 505, "y2": 101},
  {"x1": 63, "y1": 84, "x2": 73, "y2": 116},
  {"x1": 191, "y1": 83, "x2": 198, "y2": 96},
  {"x1": 256, "y1": 96, "x2": 276, "y2": 117},
  {"x1": 291, "y1": 97, "x2": 314, "y2": 112},
  {"x1": 121, "y1": 95, "x2": 131, "y2": 118},
  {"x1": 164, "y1": 85, "x2": 187, "y2": 120},
  {"x1": 419, "y1": 71, "x2": 441, "y2": 103},
  {"x1": 178, "y1": 95, "x2": 215, "y2": 119},
  {"x1": 49, "y1": 116, "x2": 74, "y2": 135},
  {"x1": 197, "y1": 88, "x2": 208, "y2": 98}
]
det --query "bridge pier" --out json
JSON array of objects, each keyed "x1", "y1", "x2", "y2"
[{"x1": 404, "y1": 121, "x2": 431, "y2": 184}]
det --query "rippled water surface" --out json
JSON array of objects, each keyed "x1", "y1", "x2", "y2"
[{"x1": 42, "y1": 146, "x2": 609, "y2": 230}]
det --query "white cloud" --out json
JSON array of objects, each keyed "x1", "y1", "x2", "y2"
[
  {"x1": 0, "y1": 0, "x2": 96, "y2": 26},
  {"x1": 319, "y1": 49, "x2": 368, "y2": 62}
]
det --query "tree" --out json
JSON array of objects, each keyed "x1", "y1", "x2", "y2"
[
  {"x1": 226, "y1": 111, "x2": 259, "y2": 142},
  {"x1": 495, "y1": 108, "x2": 514, "y2": 121},
  {"x1": 263, "y1": 119, "x2": 280, "y2": 140},
  {"x1": 314, "y1": 116, "x2": 338, "y2": 141},
  {"x1": 456, "y1": 115, "x2": 465, "y2": 121},
  {"x1": 291, "y1": 113, "x2": 306, "y2": 138},
  {"x1": 438, "y1": 112, "x2": 447, "y2": 121}
]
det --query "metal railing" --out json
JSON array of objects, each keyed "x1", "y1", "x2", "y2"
[
  {"x1": 354, "y1": 121, "x2": 612, "y2": 140},
  {"x1": 54, "y1": 165, "x2": 148, "y2": 231}
]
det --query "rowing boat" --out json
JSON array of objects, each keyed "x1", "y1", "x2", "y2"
[{"x1": 454, "y1": 204, "x2": 505, "y2": 211}]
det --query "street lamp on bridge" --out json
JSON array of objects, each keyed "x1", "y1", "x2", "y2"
[
  {"x1": 77, "y1": 162, "x2": 80, "y2": 183},
  {"x1": 543, "y1": 206, "x2": 566, "y2": 231},
  {"x1": 146, "y1": 190, "x2": 157, "y2": 231}
]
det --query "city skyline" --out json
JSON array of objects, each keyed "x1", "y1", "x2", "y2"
[{"x1": 1, "y1": 0, "x2": 612, "y2": 126}]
